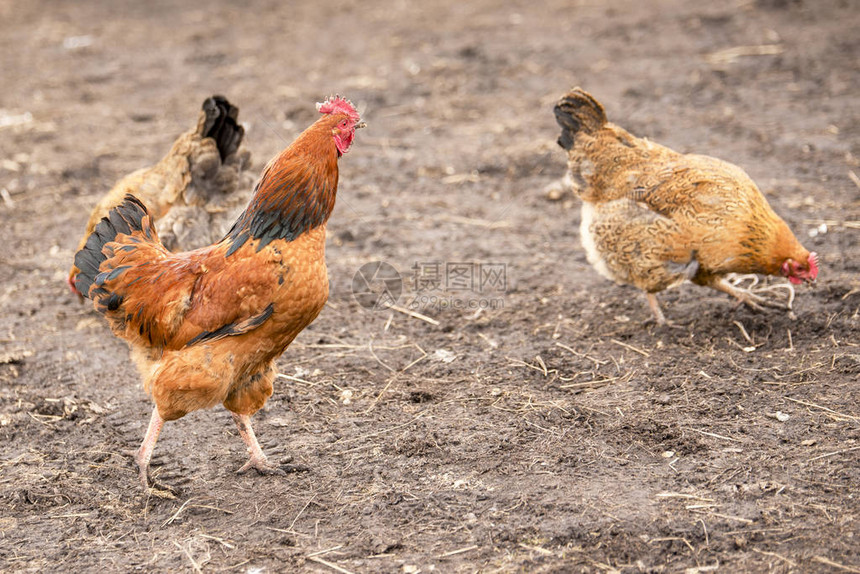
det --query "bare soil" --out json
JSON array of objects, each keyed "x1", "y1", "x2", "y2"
[{"x1": 1, "y1": 0, "x2": 859, "y2": 572}]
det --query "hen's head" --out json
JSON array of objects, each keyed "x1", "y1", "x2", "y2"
[
  {"x1": 317, "y1": 96, "x2": 365, "y2": 156},
  {"x1": 781, "y1": 252, "x2": 819, "y2": 285}
]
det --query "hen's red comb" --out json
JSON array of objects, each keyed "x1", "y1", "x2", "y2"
[{"x1": 317, "y1": 95, "x2": 360, "y2": 121}]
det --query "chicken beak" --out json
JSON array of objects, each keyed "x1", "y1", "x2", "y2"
[{"x1": 356, "y1": 121, "x2": 367, "y2": 129}]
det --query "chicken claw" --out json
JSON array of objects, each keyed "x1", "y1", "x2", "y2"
[
  {"x1": 717, "y1": 274, "x2": 796, "y2": 311},
  {"x1": 232, "y1": 413, "x2": 309, "y2": 476},
  {"x1": 236, "y1": 456, "x2": 286, "y2": 476}
]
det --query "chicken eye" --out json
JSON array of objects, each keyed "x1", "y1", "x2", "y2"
[{"x1": 339, "y1": 120, "x2": 348, "y2": 129}]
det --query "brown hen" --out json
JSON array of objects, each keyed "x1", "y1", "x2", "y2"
[{"x1": 554, "y1": 88, "x2": 818, "y2": 324}]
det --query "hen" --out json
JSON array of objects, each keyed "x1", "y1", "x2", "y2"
[
  {"x1": 73, "y1": 96, "x2": 364, "y2": 493},
  {"x1": 554, "y1": 88, "x2": 818, "y2": 324},
  {"x1": 68, "y1": 95, "x2": 251, "y2": 296}
]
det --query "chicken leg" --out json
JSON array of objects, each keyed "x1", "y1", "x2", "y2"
[{"x1": 134, "y1": 407, "x2": 178, "y2": 497}]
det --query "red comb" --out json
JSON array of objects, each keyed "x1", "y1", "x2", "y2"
[{"x1": 316, "y1": 95, "x2": 360, "y2": 120}]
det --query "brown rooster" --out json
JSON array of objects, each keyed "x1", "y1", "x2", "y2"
[
  {"x1": 73, "y1": 96, "x2": 364, "y2": 493},
  {"x1": 68, "y1": 95, "x2": 251, "y2": 296},
  {"x1": 554, "y1": 88, "x2": 818, "y2": 324}
]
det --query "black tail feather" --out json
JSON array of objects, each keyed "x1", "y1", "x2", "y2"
[
  {"x1": 554, "y1": 88, "x2": 607, "y2": 150},
  {"x1": 201, "y1": 95, "x2": 244, "y2": 161},
  {"x1": 73, "y1": 195, "x2": 150, "y2": 299}
]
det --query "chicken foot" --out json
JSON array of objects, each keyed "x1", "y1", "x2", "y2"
[
  {"x1": 643, "y1": 293, "x2": 677, "y2": 327},
  {"x1": 712, "y1": 275, "x2": 796, "y2": 312},
  {"x1": 135, "y1": 407, "x2": 179, "y2": 497},
  {"x1": 644, "y1": 293, "x2": 667, "y2": 325},
  {"x1": 231, "y1": 413, "x2": 308, "y2": 476}
]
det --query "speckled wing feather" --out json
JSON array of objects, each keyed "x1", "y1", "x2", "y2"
[{"x1": 582, "y1": 199, "x2": 698, "y2": 293}]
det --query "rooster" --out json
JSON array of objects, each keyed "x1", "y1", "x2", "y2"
[
  {"x1": 68, "y1": 95, "x2": 251, "y2": 297},
  {"x1": 553, "y1": 88, "x2": 819, "y2": 324},
  {"x1": 73, "y1": 96, "x2": 364, "y2": 493}
]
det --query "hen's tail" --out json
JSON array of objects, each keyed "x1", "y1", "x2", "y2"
[
  {"x1": 554, "y1": 88, "x2": 607, "y2": 150},
  {"x1": 200, "y1": 95, "x2": 244, "y2": 161},
  {"x1": 73, "y1": 195, "x2": 159, "y2": 312}
]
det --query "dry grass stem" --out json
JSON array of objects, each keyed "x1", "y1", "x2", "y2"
[
  {"x1": 306, "y1": 555, "x2": 356, "y2": 574},
  {"x1": 649, "y1": 536, "x2": 696, "y2": 553},
  {"x1": 807, "y1": 446, "x2": 860, "y2": 463},
  {"x1": 364, "y1": 376, "x2": 398, "y2": 413},
  {"x1": 197, "y1": 534, "x2": 235, "y2": 549},
  {"x1": 438, "y1": 544, "x2": 480, "y2": 558},
  {"x1": 686, "y1": 428, "x2": 742, "y2": 443},
  {"x1": 518, "y1": 543, "x2": 554, "y2": 555},
  {"x1": 610, "y1": 339, "x2": 650, "y2": 357},
  {"x1": 684, "y1": 563, "x2": 720, "y2": 574},
  {"x1": 173, "y1": 540, "x2": 203, "y2": 574},
  {"x1": 162, "y1": 498, "x2": 195, "y2": 527},
  {"x1": 705, "y1": 512, "x2": 753, "y2": 524},
  {"x1": 364, "y1": 345, "x2": 428, "y2": 413},
  {"x1": 307, "y1": 545, "x2": 344, "y2": 558},
  {"x1": 555, "y1": 342, "x2": 608, "y2": 365},
  {"x1": 733, "y1": 321, "x2": 753, "y2": 345},
  {"x1": 698, "y1": 518, "x2": 709, "y2": 547},
  {"x1": 559, "y1": 377, "x2": 618, "y2": 389},
  {"x1": 656, "y1": 493, "x2": 716, "y2": 502},
  {"x1": 368, "y1": 338, "x2": 396, "y2": 372},
  {"x1": 384, "y1": 303, "x2": 440, "y2": 326},
  {"x1": 506, "y1": 356, "x2": 552, "y2": 376},
  {"x1": 751, "y1": 548, "x2": 796, "y2": 567},
  {"x1": 276, "y1": 373, "x2": 316, "y2": 386},
  {"x1": 785, "y1": 397, "x2": 859, "y2": 422},
  {"x1": 812, "y1": 556, "x2": 860, "y2": 573},
  {"x1": 706, "y1": 44, "x2": 783, "y2": 64},
  {"x1": 289, "y1": 495, "x2": 316, "y2": 531}
]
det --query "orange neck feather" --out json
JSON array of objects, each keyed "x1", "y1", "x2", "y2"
[{"x1": 224, "y1": 116, "x2": 341, "y2": 255}]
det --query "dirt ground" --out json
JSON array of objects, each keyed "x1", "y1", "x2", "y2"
[{"x1": 1, "y1": 0, "x2": 859, "y2": 572}]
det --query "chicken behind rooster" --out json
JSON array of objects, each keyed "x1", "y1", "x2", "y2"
[
  {"x1": 554, "y1": 88, "x2": 818, "y2": 324},
  {"x1": 73, "y1": 96, "x2": 364, "y2": 495},
  {"x1": 68, "y1": 95, "x2": 251, "y2": 296}
]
